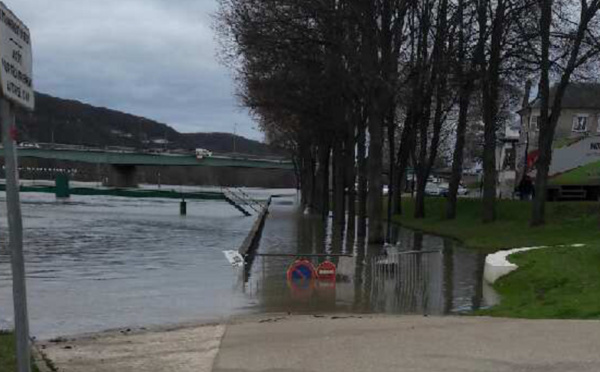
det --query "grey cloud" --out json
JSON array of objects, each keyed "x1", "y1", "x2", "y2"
[{"x1": 8, "y1": 0, "x2": 261, "y2": 139}]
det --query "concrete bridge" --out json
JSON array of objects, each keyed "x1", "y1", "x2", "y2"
[{"x1": 0, "y1": 147, "x2": 294, "y2": 187}]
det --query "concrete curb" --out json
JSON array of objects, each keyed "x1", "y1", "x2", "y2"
[{"x1": 238, "y1": 197, "x2": 272, "y2": 256}]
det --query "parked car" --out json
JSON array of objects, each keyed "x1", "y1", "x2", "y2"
[
  {"x1": 458, "y1": 184, "x2": 469, "y2": 195},
  {"x1": 425, "y1": 182, "x2": 443, "y2": 196},
  {"x1": 439, "y1": 182, "x2": 469, "y2": 197}
]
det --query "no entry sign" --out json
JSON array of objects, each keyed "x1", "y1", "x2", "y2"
[{"x1": 316, "y1": 261, "x2": 336, "y2": 281}]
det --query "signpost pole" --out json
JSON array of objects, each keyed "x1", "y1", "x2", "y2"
[
  {"x1": 0, "y1": 4, "x2": 34, "y2": 370},
  {"x1": 1, "y1": 98, "x2": 31, "y2": 372}
]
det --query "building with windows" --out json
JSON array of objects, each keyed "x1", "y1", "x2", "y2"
[
  {"x1": 516, "y1": 83, "x2": 600, "y2": 200},
  {"x1": 519, "y1": 83, "x2": 600, "y2": 147}
]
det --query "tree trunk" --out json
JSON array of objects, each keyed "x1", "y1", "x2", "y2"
[
  {"x1": 314, "y1": 142, "x2": 331, "y2": 219},
  {"x1": 414, "y1": 108, "x2": 431, "y2": 219},
  {"x1": 361, "y1": 0, "x2": 385, "y2": 244},
  {"x1": 413, "y1": 91, "x2": 431, "y2": 219},
  {"x1": 386, "y1": 109, "x2": 396, "y2": 240},
  {"x1": 332, "y1": 138, "x2": 346, "y2": 233},
  {"x1": 447, "y1": 0, "x2": 481, "y2": 219},
  {"x1": 394, "y1": 113, "x2": 415, "y2": 215},
  {"x1": 480, "y1": 0, "x2": 505, "y2": 224},
  {"x1": 367, "y1": 94, "x2": 385, "y2": 243},
  {"x1": 357, "y1": 121, "x2": 368, "y2": 237},
  {"x1": 346, "y1": 118, "x2": 357, "y2": 235},
  {"x1": 481, "y1": 96, "x2": 498, "y2": 224},
  {"x1": 531, "y1": 0, "x2": 552, "y2": 226},
  {"x1": 446, "y1": 89, "x2": 470, "y2": 219},
  {"x1": 300, "y1": 144, "x2": 315, "y2": 212}
]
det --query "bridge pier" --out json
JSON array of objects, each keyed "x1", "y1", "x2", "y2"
[
  {"x1": 55, "y1": 174, "x2": 70, "y2": 198},
  {"x1": 105, "y1": 165, "x2": 138, "y2": 188}
]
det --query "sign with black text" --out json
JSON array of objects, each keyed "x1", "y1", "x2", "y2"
[{"x1": 0, "y1": 2, "x2": 33, "y2": 110}]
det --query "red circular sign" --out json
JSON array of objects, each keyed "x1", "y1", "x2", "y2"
[
  {"x1": 316, "y1": 261, "x2": 336, "y2": 281},
  {"x1": 287, "y1": 259, "x2": 316, "y2": 301},
  {"x1": 287, "y1": 259, "x2": 316, "y2": 284}
]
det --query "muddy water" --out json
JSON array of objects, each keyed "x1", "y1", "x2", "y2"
[
  {"x1": 243, "y1": 195, "x2": 496, "y2": 316},
  {"x1": 0, "y1": 190, "x2": 493, "y2": 339}
]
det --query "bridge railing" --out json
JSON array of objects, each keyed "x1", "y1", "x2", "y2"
[{"x1": 221, "y1": 187, "x2": 263, "y2": 214}]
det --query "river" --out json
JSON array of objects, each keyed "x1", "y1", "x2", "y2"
[{"x1": 0, "y1": 189, "x2": 495, "y2": 338}]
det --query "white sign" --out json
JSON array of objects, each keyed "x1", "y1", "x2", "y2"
[
  {"x1": 0, "y1": 2, "x2": 33, "y2": 110},
  {"x1": 223, "y1": 250, "x2": 245, "y2": 268}
]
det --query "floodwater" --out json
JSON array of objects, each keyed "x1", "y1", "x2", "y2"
[
  {"x1": 0, "y1": 188, "x2": 495, "y2": 339},
  {"x1": 0, "y1": 189, "x2": 268, "y2": 338},
  {"x1": 244, "y1": 197, "x2": 497, "y2": 315}
]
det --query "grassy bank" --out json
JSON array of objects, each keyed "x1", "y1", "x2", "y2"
[
  {"x1": 393, "y1": 198, "x2": 600, "y2": 251},
  {"x1": 0, "y1": 331, "x2": 39, "y2": 372},
  {"x1": 479, "y1": 245, "x2": 600, "y2": 318},
  {"x1": 393, "y1": 198, "x2": 600, "y2": 319}
]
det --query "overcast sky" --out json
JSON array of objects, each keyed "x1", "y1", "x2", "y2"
[{"x1": 9, "y1": 0, "x2": 262, "y2": 140}]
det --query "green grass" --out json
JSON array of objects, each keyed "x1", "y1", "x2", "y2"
[
  {"x1": 393, "y1": 198, "x2": 600, "y2": 319},
  {"x1": 0, "y1": 331, "x2": 39, "y2": 372},
  {"x1": 1, "y1": 330, "x2": 19, "y2": 372},
  {"x1": 552, "y1": 136, "x2": 582, "y2": 149},
  {"x1": 393, "y1": 197, "x2": 600, "y2": 251},
  {"x1": 478, "y1": 246, "x2": 600, "y2": 319},
  {"x1": 549, "y1": 159, "x2": 600, "y2": 186}
]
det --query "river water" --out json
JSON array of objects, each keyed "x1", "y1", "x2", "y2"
[{"x1": 0, "y1": 189, "x2": 495, "y2": 339}]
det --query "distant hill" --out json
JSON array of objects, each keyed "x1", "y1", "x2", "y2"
[{"x1": 15, "y1": 92, "x2": 285, "y2": 157}]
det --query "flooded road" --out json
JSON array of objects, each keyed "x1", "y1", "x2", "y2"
[
  {"x1": 244, "y1": 196, "x2": 496, "y2": 316},
  {"x1": 0, "y1": 189, "x2": 493, "y2": 339}
]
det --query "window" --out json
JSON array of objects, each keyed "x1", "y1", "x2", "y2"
[
  {"x1": 529, "y1": 115, "x2": 540, "y2": 131},
  {"x1": 572, "y1": 115, "x2": 589, "y2": 133},
  {"x1": 503, "y1": 147, "x2": 516, "y2": 170}
]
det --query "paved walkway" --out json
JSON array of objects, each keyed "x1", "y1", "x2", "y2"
[
  {"x1": 40, "y1": 315, "x2": 600, "y2": 372},
  {"x1": 38, "y1": 323, "x2": 225, "y2": 372}
]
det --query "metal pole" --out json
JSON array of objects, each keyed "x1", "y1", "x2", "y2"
[
  {"x1": 233, "y1": 123, "x2": 237, "y2": 154},
  {"x1": 180, "y1": 198, "x2": 187, "y2": 216},
  {"x1": 1, "y1": 99, "x2": 31, "y2": 372}
]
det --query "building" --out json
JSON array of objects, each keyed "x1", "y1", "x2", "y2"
[
  {"x1": 519, "y1": 83, "x2": 600, "y2": 149},
  {"x1": 516, "y1": 83, "x2": 600, "y2": 200},
  {"x1": 497, "y1": 121, "x2": 520, "y2": 197}
]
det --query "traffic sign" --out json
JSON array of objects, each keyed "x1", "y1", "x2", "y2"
[
  {"x1": 286, "y1": 259, "x2": 315, "y2": 287},
  {"x1": 0, "y1": 2, "x2": 34, "y2": 110},
  {"x1": 287, "y1": 259, "x2": 316, "y2": 301},
  {"x1": 316, "y1": 261, "x2": 336, "y2": 281}
]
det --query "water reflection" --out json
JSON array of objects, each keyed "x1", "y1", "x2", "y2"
[{"x1": 244, "y1": 197, "x2": 494, "y2": 315}]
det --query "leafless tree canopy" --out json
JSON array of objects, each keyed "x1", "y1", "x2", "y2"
[{"x1": 216, "y1": 0, "x2": 600, "y2": 240}]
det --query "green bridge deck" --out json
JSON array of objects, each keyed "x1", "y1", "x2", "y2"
[
  {"x1": 0, "y1": 184, "x2": 228, "y2": 200},
  {"x1": 0, "y1": 148, "x2": 294, "y2": 170}
]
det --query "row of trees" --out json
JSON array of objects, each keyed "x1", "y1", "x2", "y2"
[{"x1": 217, "y1": 0, "x2": 600, "y2": 243}]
